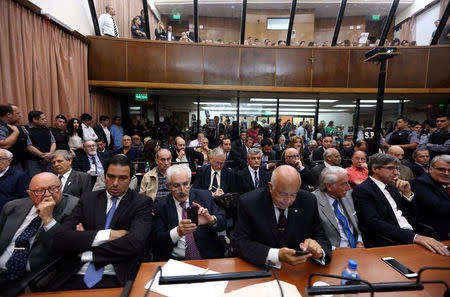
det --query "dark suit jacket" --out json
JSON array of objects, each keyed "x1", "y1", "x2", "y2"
[
  {"x1": 152, "y1": 188, "x2": 226, "y2": 261},
  {"x1": 193, "y1": 164, "x2": 235, "y2": 194},
  {"x1": 311, "y1": 163, "x2": 326, "y2": 184},
  {"x1": 51, "y1": 189, "x2": 153, "y2": 287},
  {"x1": 72, "y1": 153, "x2": 107, "y2": 173},
  {"x1": 261, "y1": 150, "x2": 277, "y2": 170},
  {"x1": 312, "y1": 146, "x2": 325, "y2": 161},
  {"x1": 237, "y1": 167, "x2": 271, "y2": 194},
  {"x1": 411, "y1": 173, "x2": 450, "y2": 240},
  {"x1": 170, "y1": 147, "x2": 204, "y2": 173},
  {"x1": 404, "y1": 160, "x2": 427, "y2": 178},
  {"x1": 0, "y1": 166, "x2": 30, "y2": 212},
  {"x1": 93, "y1": 125, "x2": 113, "y2": 149},
  {"x1": 232, "y1": 187, "x2": 331, "y2": 267},
  {"x1": 352, "y1": 177, "x2": 418, "y2": 247},
  {"x1": 226, "y1": 148, "x2": 244, "y2": 170},
  {"x1": 0, "y1": 194, "x2": 78, "y2": 278},
  {"x1": 63, "y1": 169, "x2": 93, "y2": 197}
]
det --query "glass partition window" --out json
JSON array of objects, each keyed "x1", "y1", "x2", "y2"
[{"x1": 153, "y1": 0, "x2": 193, "y2": 41}]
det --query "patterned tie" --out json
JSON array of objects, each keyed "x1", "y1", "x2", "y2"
[
  {"x1": 83, "y1": 197, "x2": 118, "y2": 288},
  {"x1": 254, "y1": 170, "x2": 259, "y2": 188},
  {"x1": 277, "y1": 208, "x2": 287, "y2": 247},
  {"x1": 447, "y1": 186, "x2": 450, "y2": 196},
  {"x1": 332, "y1": 200, "x2": 356, "y2": 248},
  {"x1": 111, "y1": 16, "x2": 118, "y2": 37},
  {"x1": 180, "y1": 202, "x2": 201, "y2": 259},
  {"x1": 212, "y1": 172, "x2": 218, "y2": 190},
  {"x1": 91, "y1": 156, "x2": 97, "y2": 174},
  {"x1": 5, "y1": 216, "x2": 42, "y2": 280}
]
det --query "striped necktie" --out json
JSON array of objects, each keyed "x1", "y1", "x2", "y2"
[
  {"x1": 111, "y1": 16, "x2": 118, "y2": 37},
  {"x1": 332, "y1": 200, "x2": 356, "y2": 248}
]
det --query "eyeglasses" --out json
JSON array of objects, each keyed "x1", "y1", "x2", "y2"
[
  {"x1": 436, "y1": 120, "x2": 447, "y2": 123},
  {"x1": 381, "y1": 166, "x2": 399, "y2": 171},
  {"x1": 433, "y1": 167, "x2": 450, "y2": 173},
  {"x1": 286, "y1": 154, "x2": 300, "y2": 159},
  {"x1": 29, "y1": 185, "x2": 61, "y2": 197}
]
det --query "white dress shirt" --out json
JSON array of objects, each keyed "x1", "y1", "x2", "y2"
[
  {"x1": 169, "y1": 197, "x2": 189, "y2": 258},
  {"x1": 369, "y1": 177, "x2": 414, "y2": 231},
  {"x1": 209, "y1": 168, "x2": 221, "y2": 190},
  {"x1": 78, "y1": 192, "x2": 125, "y2": 276},
  {"x1": 58, "y1": 169, "x2": 72, "y2": 190},
  {"x1": 98, "y1": 13, "x2": 119, "y2": 37},
  {"x1": 189, "y1": 139, "x2": 201, "y2": 147},
  {"x1": 82, "y1": 123, "x2": 98, "y2": 142},
  {"x1": 102, "y1": 125, "x2": 112, "y2": 146},
  {"x1": 0, "y1": 206, "x2": 56, "y2": 270},
  {"x1": 325, "y1": 194, "x2": 363, "y2": 249}
]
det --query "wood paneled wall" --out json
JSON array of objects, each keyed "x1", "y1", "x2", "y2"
[{"x1": 88, "y1": 36, "x2": 450, "y2": 93}]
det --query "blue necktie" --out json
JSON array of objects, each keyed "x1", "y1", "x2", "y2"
[
  {"x1": 5, "y1": 216, "x2": 42, "y2": 280},
  {"x1": 83, "y1": 196, "x2": 118, "y2": 288},
  {"x1": 332, "y1": 200, "x2": 356, "y2": 248}
]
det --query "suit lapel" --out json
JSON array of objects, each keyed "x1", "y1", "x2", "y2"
[
  {"x1": 167, "y1": 194, "x2": 180, "y2": 228},
  {"x1": 245, "y1": 168, "x2": 255, "y2": 190},
  {"x1": 262, "y1": 190, "x2": 278, "y2": 244},
  {"x1": 367, "y1": 178, "x2": 398, "y2": 223},
  {"x1": 95, "y1": 191, "x2": 108, "y2": 228},
  {"x1": 286, "y1": 197, "x2": 303, "y2": 247},
  {"x1": 0, "y1": 200, "x2": 34, "y2": 253},
  {"x1": 204, "y1": 166, "x2": 212, "y2": 188},
  {"x1": 317, "y1": 191, "x2": 339, "y2": 234},
  {"x1": 63, "y1": 170, "x2": 75, "y2": 192},
  {"x1": 341, "y1": 196, "x2": 359, "y2": 236}
]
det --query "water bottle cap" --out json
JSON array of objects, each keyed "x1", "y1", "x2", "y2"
[{"x1": 348, "y1": 259, "x2": 357, "y2": 270}]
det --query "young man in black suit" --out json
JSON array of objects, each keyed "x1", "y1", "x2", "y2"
[
  {"x1": 237, "y1": 148, "x2": 270, "y2": 194},
  {"x1": 48, "y1": 155, "x2": 153, "y2": 290},
  {"x1": 152, "y1": 165, "x2": 226, "y2": 260},
  {"x1": 312, "y1": 136, "x2": 333, "y2": 161},
  {"x1": 352, "y1": 153, "x2": 448, "y2": 256},
  {"x1": 93, "y1": 115, "x2": 113, "y2": 150},
  {"x1": 232, "y1": 165, "x2": 331, "y2": 268}
]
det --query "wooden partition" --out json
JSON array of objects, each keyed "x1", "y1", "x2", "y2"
[{"x1": 88, "y1": 36, "x2": 450, "y2": 94}]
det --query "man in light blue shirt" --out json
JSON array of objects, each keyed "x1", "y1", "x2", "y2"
[{"x1": 110, "y1": 116, "x2": 124, "y2": 150}]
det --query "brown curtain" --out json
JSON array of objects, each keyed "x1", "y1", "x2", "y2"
[
  {"x1": 95, "y1": 0, "x2": 144, "y2": 39},
  {"x1": 90, "y1": 91, "x2": 119, "y2": 125},
  {"x1": 400, "y1": 16, "x2": 416, "y2": 42},
  {"x1": 0, "y1": 0, "x2": 90, "y2": 124}
]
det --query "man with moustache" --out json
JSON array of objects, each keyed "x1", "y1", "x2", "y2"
[{"x1": 72, "y1": 140, "x2": 107, "y2": 175}]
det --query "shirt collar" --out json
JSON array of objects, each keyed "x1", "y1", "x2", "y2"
[
  {"x1": 325, "y1": 192, "x2": 338, "y2": 207},
  {"x1": 0, "y1": 166, "x2": 9, "y2": 177},
  {"x1": 173, "y1": 196, "x2": 189, "y2": 207},
  {"x1": 211, "y1": 167, "x2": 221, "y2": 175},
  {"x1": 61, "y1": 168, "x2": 72, "y2": 179},
  {"x1": 106, "y1": 190, "x2": 127, "y2": 201},
  {"x1": 248, "y1": 165, "x2": 258, "y2": 174},
  {"x1": 370, "y1": 176, "x2": 387, "y2": 190}
]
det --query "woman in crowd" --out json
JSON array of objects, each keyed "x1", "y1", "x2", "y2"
[
  {"x1": 317, "y1": 120, "x2": 326, "y2": 137},
  {"x1": 287, "y1": 135, "x2": 311, "y2": 167},
  {"x1": 131, "y1": 16, "x2": 146, "y2": 39},
  {"x1": 155, "y1": 22, "x2": 166, "y2": 40},
  {"x1": 67, "y1": 118, "x2": 84, "y2": 156},
  {"x1": 137, "y1": 139, "x2": 161, "y2": 172},
  {"x1": 247, "y1": 121, "x2": 259, "y2": 142},
  {"x1": 326, "y1": 121, "x2": 335, "y2": 136}
]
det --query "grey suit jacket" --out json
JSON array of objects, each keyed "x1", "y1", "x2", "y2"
[
  {"x1": 313, "y1": 189, "x2": 361, "y2": 248},
  {"x1": 0, "y1": 194, "x2": 79, "y2": 272},
  {"x1": 63, "y1": 170, "x2": 93, "y2": 198}
]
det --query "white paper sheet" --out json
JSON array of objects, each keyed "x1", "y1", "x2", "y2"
[
  {"x1": 220, "y1": 280, "x2": 302, "y2": 297},
  {"x1": 144, "y1": 259, "x2": 228, "y2": 297}
]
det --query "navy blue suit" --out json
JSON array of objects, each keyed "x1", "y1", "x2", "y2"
[
  {"x1": 411, "y1": 173, "x2": 450, "y2": 240},
  {"x1": 236, "y1": 167, "x2": 270, "y2": 194},
  {"x1": 193, "y1": 164, "x2": 236, "y2": 194},
  {"x1": 0, "y1": 167, "x2": 30, "y2": 212},
  {"x1": 404, "y1": 160, "x2": 427, "y2": 178},
  {"x1": 116, "y1": 147, "x2": 140, "y2": 162},
  {"x1": 352, "y1": 177, "x2": 418, "y2": 247},
  {"x1": 151, "y1": 188, "x2": 226, "y2": 260}
]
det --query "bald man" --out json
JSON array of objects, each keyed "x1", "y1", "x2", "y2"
[
  {"x1": 0, "y1": 173, "x2": 78, "y2": 293},
  {"x1": 232, "y1": 165, "x2": 331, "y2": 268},
  {"x1": 388, "y1": 146, "x2": 414, "y2": 181}
]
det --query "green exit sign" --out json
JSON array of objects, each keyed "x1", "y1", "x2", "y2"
[
  {"x1": 135, "y1": 93, "x2": 148, "y2": 101},
  {"x1": 372, "y1": 15, "x2": 380, "y2": 20},
  {"x1": 173, "y1": 13, "x2": 181, "y2": 20}
]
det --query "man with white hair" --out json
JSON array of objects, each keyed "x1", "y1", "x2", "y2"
[
  {"x1": 311, "y1": 148, "x2": 341, "y2": 183},
  {"x1": 313, "y1": 166, "x2": 363, "y2": 249},
  {"x1": 0, "y1": 149, "x2": 29, "y2": 212},
  {"x1": 72, "y1": 140, "x2": 107, "y2": 175},
  {"x1": 152, "y1": 165, "x2": 226, "y2": 260}
]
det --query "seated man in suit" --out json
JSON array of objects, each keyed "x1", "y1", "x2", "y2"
[
  {"x1": 312, "y1": 148, "x2": 342, "y2": 183},
  {"x1": 387, "y1": 146, "x2": 414, "y2": 181},
  {"x1": 411, "y1": 154, "x2": 450, "y2": 240},
  {"x1": 312, "y1": 136, "x2": 333, "y2": 161},
  {"x1": 48, "y1": 155, "x2": 153, "y2": 290},
  {"x1": 152, "y1": 165, "x2": 226, "y2": 260},
  {"x1": 240, "y1": 137, "x2": 254, "y2": 165},
  {"x1": 273, "y1": 135, "x2": 286, "y2": 160},
  {"x1": 0, "y1": 172, "x2": 78, "y2": 293},
  {"x1": 96, "y1": 138, "x2": 115, "y2": 160},
  {"x1": 170, "y1": 136, "x2": 203, "y2": 173},
  {"x1": 140, "y1": 149, "x2": 172, "y2": 202},
  {"x1": 313, "y1": 166, "x2": 363, "y2": 249},
  {"x1": 345, "y1": 151, "x2": 368, "y2": 188},
  {"x1": 232, "y1": 130, "x2": 247, "y2": 153},
  {"x1": 72, "y1": 140, "x2": 107, "y2": 175},
  {"x1": 51, "y1": 150, "x2": 92, "y2": 197},
  {"x1": 405, "y1": 148, "x2": 430, "y2": 178},
  {"x1": 193, "y1": 147, "x2": 235, "y2": 196},
  {"x1": 220, "y1": 137, "x2": 243, "y2": 170},
  {"x1": 352, "y1": 153, "x2": 448, "y2": 256},
  {"x1": 237, "y1": 148, "x2": 270, "y2": 194},
  {"x1": 232, "y1": 165, "x2": 331, "y2": 268},
  {"x1": 284, "y1": 148, "x2": 316, "y2": 191},
  {"x1": 260, "y1": 138, "x2": 277, "y2": 171}
]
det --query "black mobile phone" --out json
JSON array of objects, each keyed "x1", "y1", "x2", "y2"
[
  {"x1": 295, "y1": 250, "x2": 310, "y2": 256},
  {"x1": 381, "y1": 257, "x2": 418, "y2": 278},
  {"x1": 187, "y1": 205, "x2": 198, "y2": 225}
]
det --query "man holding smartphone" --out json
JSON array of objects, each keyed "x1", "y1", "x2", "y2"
[
  {"x1": 232, "y1": 165, "x2": 332, "y2": 268},
  {"x1": 152, "y1": 165, "x2": 226, "y2": 261}
]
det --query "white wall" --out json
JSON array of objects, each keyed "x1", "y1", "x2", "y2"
[
  {"x1": 395, "y1": 0, "x2": 436, "y2": 25},
  {"x1": 29, "y1": 0, "x2": 95, "y2": 35},
  {"x1": 415, "y1": 3, "x2": 440, "y2": 45}
]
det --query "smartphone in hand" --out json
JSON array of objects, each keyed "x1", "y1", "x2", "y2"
[{"x1": 187, "y1": 205, "x2": 198, "y2": 225}]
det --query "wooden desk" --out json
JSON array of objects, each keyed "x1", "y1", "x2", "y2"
[
  {"x1": 18, "y1": 242, "x2": 450, "y2": 297},
  {"x1": 129, "y1": 243, "x2": 450, "y2": 297}
]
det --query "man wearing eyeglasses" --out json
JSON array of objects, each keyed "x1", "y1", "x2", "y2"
[
  {"x1": 232, "y1": 165, "x2": 331, "y2": 268},
  {"x1": 0, "y1": 172, "x2": 78, "y2": 292},
  {"x1": 411, "y1": 155, "x2": 450, "y2": 240},
  {"x1": 352, "y1": 153, "x2": 449, "y2": 256},
  {"x1": 419, "y1": 114, "x2": 450, "y2": 159},
  {"x1": 284, "y1": 148, "x2": 316, "y2": 191},
  {"x1": 72, "y1": 140, "x2": 107, "y2": 175}
]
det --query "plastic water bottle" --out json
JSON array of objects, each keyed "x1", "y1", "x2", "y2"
[
  {"x1": 341, "y1": 259, "x2": 361, "y2": 296},
  {"x1": 145, "y1": 162, "x2": 150, "y2": 173}
]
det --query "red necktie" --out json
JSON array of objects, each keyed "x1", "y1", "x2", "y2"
[{"x1": 447, "y1": 186, "x2": 450, "y2": 196}]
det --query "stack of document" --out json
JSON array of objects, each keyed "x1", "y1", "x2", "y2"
[{"x1": 144, "y1": 259, "x2": 228, "y2": 297}]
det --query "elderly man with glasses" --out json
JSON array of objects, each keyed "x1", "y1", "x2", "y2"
[
  {"x1": 0, "y1": 172, "x2": 78, "y2": 293},
  {"x1": 352, "y1": 153, "x2": 449, "y2": 256}
]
